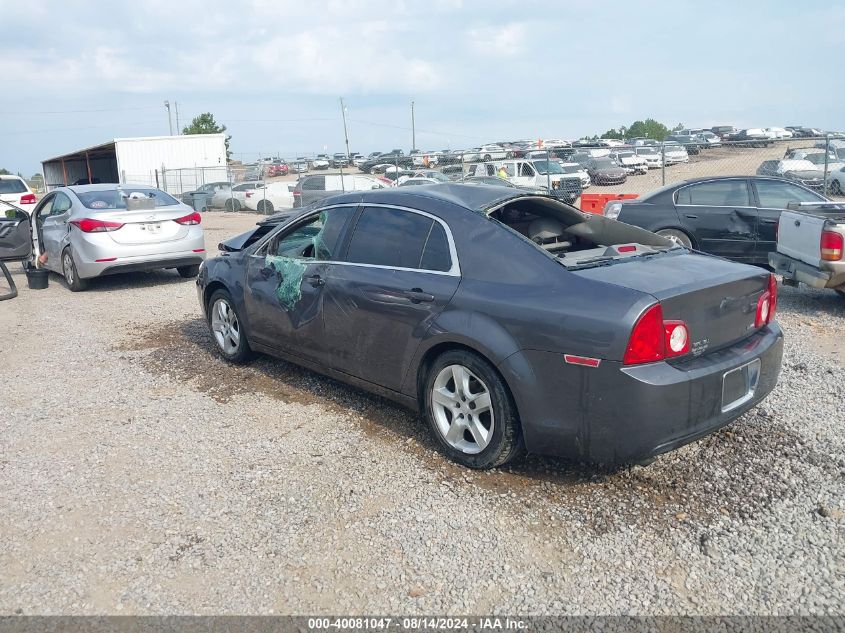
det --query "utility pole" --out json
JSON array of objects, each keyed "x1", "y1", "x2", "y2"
[
  {"x1": 174, "y1": 102, "x2": 181, "y2": 135},
  {"x1": 340, "y1": 97, "x2": 351, "y2": 162},
  {"x1": 164, "y1": 100, "x2": 173, "y2": 136},
  {"x1": 411, "y1": 100, "x2": 416, "y2": 152}
]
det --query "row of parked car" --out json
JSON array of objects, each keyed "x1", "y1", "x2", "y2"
[
  {"x1": 252, "y1": 126, "x2": 842, "y2": 179},
  {"x1": 756, "y1": 143, "x2": 845, "y2": 194}
]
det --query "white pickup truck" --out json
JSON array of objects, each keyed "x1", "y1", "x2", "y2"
[{"x1": 769, "y1": 202, "x2": 845, "y2": 298}]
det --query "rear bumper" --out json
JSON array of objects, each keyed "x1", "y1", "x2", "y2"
[
  {"x1": 500, "y1": 324, "x2": 783, "y2": 464},
  {"x1": 73, "y1": 229, "x2": 206, "y2": 278},
  {"x1": 769, "y1": 252, "x2": 845, "y2": 289}
]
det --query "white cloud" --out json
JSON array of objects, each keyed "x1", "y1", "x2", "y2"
[{"x1": 467, "y1": 23, "x2": 526, "y2": 56}]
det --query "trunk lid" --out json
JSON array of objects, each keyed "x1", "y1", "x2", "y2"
[
  {"x1": 92, "y1": 206, "x2": 192, "y2": 246},
  {"x1": 573, "y1": 252, "x2": 769, "y2": 354}
]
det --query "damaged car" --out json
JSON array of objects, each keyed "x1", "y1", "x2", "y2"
[
  {"x1": 197, "y1": 184, "x2": 783, "y2": 469},
  {"x1": 604, "y1": 176, "x2": 829, "y2": 263}
]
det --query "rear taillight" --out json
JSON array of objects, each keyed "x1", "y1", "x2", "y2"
[
  {"x1": 70, "y1": 218, "x2": 124, "y2": 233},
  {"x1": 820, "y1": 230, "x2": 843, "y2": 261},
  {"x1": 20, "y1": 193, "x2": 36, "y2": 205},
  {"x1": 664, "y1": 321, "x2": 690, "y2": 357},
  {"x1": 624, "y1": 304, "x2": 665, "y2": 365},
  {"x1": 768, "y1": 273, "x2": 778, "y2": 324},
  {"x1": 174, "y1": 211, "x2": 201, "y2": 225},
  {"x1": 755, "y1": 291, "x2": 771, "y2": 328},
  {"x1": 624, "y1": 304, "x2": 691, "y2": 365},
  {"x1": 754, "y1": 276, "x2": 777, "y2": 328},
  {"x1": 293, "y1": 190, "x2": 301, "y2": 197}
]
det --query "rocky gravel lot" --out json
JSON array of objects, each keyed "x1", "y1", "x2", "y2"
[{"x1": 1, "y1": 211, "x2": 843, "y2": 615}]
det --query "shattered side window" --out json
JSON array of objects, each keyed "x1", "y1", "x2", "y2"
[
  {"x1": 268, "y1": 206, "x2": 355, "y2": 260},
  {"x1": 263, "y1": 206, "x2": 355, "y2": 311}
]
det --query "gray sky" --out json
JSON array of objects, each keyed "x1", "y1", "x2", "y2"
[{"x1": 2, "y1": 0, "x2": 843, "y2": 175}]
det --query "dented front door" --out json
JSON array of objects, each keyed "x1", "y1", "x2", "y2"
[
  {"x1": 242, "y1": 205, "x2": 357, "y2": 366},
  {"x1": 244, "y1": 254, "x2": 330, "y2": 365}
]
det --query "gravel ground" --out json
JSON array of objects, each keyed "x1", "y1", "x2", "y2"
[{"x1": 1, "y1": 211, "x2": 843, "y2": 615}]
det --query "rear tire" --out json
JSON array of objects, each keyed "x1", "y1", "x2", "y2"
[
  {"x1": 257, "y1": 200, "x2": 274, "y2": 214},
  {"x1": 207, "y1": 289, "x2": 252, "y2": 364},
  {"x1": 61, "y1": 248, "x2": 88, "y2": 292},
  {"x1": 657, "y1": 229, "x2": 693, "y2": 249},
  {"x1": 829, "y1": 179, "x2": 842, "y2": 196},
  {"x1": 423, "y1": 349, "x2": 524, "y2": 469},
  {"x1": 177, "y1": 264, "x2": 200, "y2": 278}
]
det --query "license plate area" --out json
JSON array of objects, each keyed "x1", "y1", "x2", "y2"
[
  {"x1": 140, "y1": 223, "x2": 162, "y2": 234},
  {"x1": 721, "y1": 359, "x2": 761, "y2": 413}
]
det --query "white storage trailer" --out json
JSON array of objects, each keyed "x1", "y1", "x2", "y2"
[{"x1": 41, "y1": 134, "x2": 228, "y2": 194}]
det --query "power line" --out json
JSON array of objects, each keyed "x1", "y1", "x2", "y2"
[
  {"x1": 0, "y1": 120, "x2": 165, "y2": 136},
  {"x1": 348, "y1": 118, "x2": 486, "y2": 141},
  {"x1": 0, "y1": 105, "x2": 162, "y2": 115}
]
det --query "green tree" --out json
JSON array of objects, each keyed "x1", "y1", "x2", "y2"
[
  {"x1": 0, "y1": 168, "x2": 10, "y2": 175},
  {"x1": 182, "y1": 112, "x2": 231, "y2": 158},
  {"x1": 672, "y1": 122, "x2": 685, "y2": 132},
  {"x1": 625, "y1": 118, "x2": 671, "y2": 141},
  {"x1": 601, "y1": 128, "x2": 624, "y2": 140}
]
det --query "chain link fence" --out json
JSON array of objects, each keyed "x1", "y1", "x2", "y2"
[{"x1": 154, "y1": 134, "x2": 845, "y2": 214}]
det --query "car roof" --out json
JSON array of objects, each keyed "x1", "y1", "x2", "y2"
[
  {"x1": 65, "y1": 183, "x2": 161, "y2": 194},
  {"x1": 0, "y1": 174, "x2": 26, "y2": 181},
  {"x1": 321, "y1": 182, "x2": 537, "y2": 213}
]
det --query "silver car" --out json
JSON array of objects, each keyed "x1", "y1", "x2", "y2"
[{"x1": 32, "y1": 184, "x2": 205, "y2": 291}]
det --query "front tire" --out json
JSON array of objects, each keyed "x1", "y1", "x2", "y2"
[
  {"x1": 61, "y1": 248, "x2": 88, "y2": 292},
  {"x1": 423, "y1": 350, "x2": 524, "y2": 469},
  {"x1": 177, "y1": 264, "x2": 200, "y2": 278},
  {"x1": 224, "y1": 198, "x2": 241, "y2": 212},
  {"x1": 656, "y1": 228, "x2": 693, "y2": 249},
  {"x1": 829, "y1": 179, "x2": 842, "y2": 196},
  {"x1": 207, "y1": 289, "x2": 252, "y2": 364}
]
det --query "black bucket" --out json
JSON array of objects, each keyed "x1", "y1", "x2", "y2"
[{"x1": 26, "y1": 267, "x2": 49, "y2": 290}]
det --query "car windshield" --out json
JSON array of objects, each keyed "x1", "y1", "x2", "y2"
[
  {"x1": 616, "y1": 152, "x2": 635, "y2": 159},
  {"x1": 636, "y1": 148, "x2": 658, "y2": 155},
  {"x1": 0, "y1": 179, "x2": 27, "y2": 194},
  {"x1": 592, "y1": 159, "x2": 617, "y2": 168},
  {"x1": 559, "y1": 165, "x2": 581, "y2": 174},
  {"x1": 531, "y1": 160, "x2": 563, "y2": 175},
  {"x1": 76, "y1": 187, "x2": 180, "y2": 209}
]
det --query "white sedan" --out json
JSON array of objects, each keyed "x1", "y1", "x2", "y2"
[{"x1": 241, "y1": 182, "x2": 295, "y2": 214}]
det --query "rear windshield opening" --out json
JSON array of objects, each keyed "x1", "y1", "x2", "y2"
[
  {"x1": 76, "y1": 188, "x2": 179, "y2": 210},
  {"x1": 489, "y1": 198, "x2": 675, "y2": 268}
]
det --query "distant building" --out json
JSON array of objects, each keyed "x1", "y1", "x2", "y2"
[{"x1": 41, "y1": 134, "x2": 227, "y2": 193}]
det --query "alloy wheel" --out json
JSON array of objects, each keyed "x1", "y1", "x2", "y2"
[
  {"x1": 211, "y1": 298, "x2": 241, "y2": 354},
  {"x1": 430, "y1": 364, "x2": 494, "y2": 455},
  {"x1": 62, "y1": 252, "x2": 74, "y2": 285}
]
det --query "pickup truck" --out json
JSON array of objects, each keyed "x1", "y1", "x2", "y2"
[{"x1": 769, "y1": 202, "x2": 845, "y2": 298}]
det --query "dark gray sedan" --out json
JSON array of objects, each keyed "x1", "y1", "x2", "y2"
[{"x1": 197, "y1": 185, "x2": 783, "y2": 468}]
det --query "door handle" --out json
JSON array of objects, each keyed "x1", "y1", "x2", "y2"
[
  {"x1": 405, "y1": 288, "x2": 434, "y2": 303},
  {"x1": 760, "y1": 218, "x2": 778, "y2": 224},
  {"x1": 305, "y1": 274, "x2": 325, "y2": 287},
  {"x1": 683, "y1": 213, "x2": 699, "y2": 219}
]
